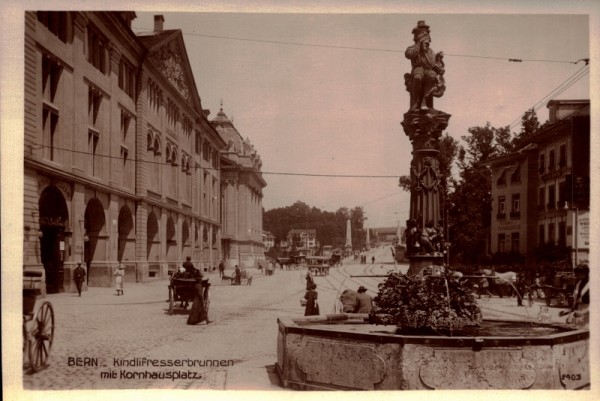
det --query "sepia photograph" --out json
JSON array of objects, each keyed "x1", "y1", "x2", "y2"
[{"x1": 2, "y1": 1, "x2": 598, "y2": 400}]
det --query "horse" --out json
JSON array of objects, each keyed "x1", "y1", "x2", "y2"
[{"x1": 482, "y1": 269, "x2": 517, "y2": 298}]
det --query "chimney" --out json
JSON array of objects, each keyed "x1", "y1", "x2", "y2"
[{"x1": 154, "y1": 15, "x2": 164, "y2": 32}]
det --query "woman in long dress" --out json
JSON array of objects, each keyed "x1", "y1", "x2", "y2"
[
  {"x1": 304, "y1": 283, "x2": 319, "y2": 316},
  {"x1": 187, "y1": 278, "x2": 211, "y2": 325},
  {"x1": 114, "y1": 263, "x2": 125, "y2": 295}
]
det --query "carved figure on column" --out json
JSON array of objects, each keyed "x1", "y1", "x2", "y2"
[{"x1": 404, "y1": 21, "x2": 446, "y2": 111}]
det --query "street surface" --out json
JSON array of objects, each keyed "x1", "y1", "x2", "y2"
[{"x1": 22, "y1": 246, "x2": 571, "y2": 390}]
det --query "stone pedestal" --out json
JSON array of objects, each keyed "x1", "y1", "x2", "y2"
[{"x1": 407, "y1": 254, "x2": 444, "y2": 276}]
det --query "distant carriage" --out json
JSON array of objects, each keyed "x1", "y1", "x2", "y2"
[{"x1": 306, "y1": 256, "x2": 331, "y2": 276}]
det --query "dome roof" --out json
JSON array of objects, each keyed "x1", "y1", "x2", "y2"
[{"x1": 214, "y1": 107, "x2": 231, "y2": 124}]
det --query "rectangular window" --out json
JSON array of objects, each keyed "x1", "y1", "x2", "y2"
[
  {"x1": 119, "y1": 58, "x2": 136, "y2": 99},
  {"x1": 498, "y1": 233, "x2": 506, "y2": 253},
  {"x1": 559, "y1": 144, "x2": 566, "y2": 167},
  {"x1": 212, "y1": 178, "x2": 218, "y2": 219},
  {"x1": 538, "y1": 187, "x2": 545, "y2": 210},
  {"x1": 212, "y1": 150, "x2": 219, "y2": 169},
  {"x1": 88, "y1": 131, "x2": 99, "y2": 176},
  {"x1": 37, "y1": 12, "x2": 68, "y2": 42},
  {"x1": 512, "y1": 194, "x2": 520, "y2": 212},
  {"x1": 195, "y1": 131, "x2": 201, "y2": 155},
  {"x1": 558, "y1": 221, "x2": 566, "y2": 247},
  {"x1": 203, "y1": 172, "x2": 208, "y2": 216},
  {"x1": 548, "y1": 223, "x2": 555, "y2": 244},
  {"x1": 87, "y1": 25, "x2": 107, "y2": 73},
  {"x1": 548, "y1": 185, "x2": 556, "y2": 210},
  {"x1": 510, "y1": 194, "x2": 520, "y2": 219},
  {"x1": 549, "y1": 149, "x2": 555, "y2": 170},
  {"x1": 42, "y1": 107, "x2": 58, "y2": 161},
  {"x1": 539, "y1": 153, "x2": 545, "y2": 174},
  {"x1": 497, "y1": 196, "x2": 506, "y2": 219},
  {"x1": 42, "y1": 56, "x2": 62, "y2": 103},
  {"x1": 120, "y1": 111, "x2": 131, "y2": 141},
  {"x1": 203, "y1": 140, "x2": 210, "y2": 162},
  {"x1": 121, "y1": 146, "x2": 132, "y2": 188},
  {"x1": 510, "y1": 164, "x2": 521, "y2": 184},
  {"x1": 558, "y1": 181, "x2": 566, "y2": 209},
  {"x1": 511, "y1": 232, "x2": 520, "y2": 253},
  {"x1": 88, "y1": 88, "x2": 102, "y2": 128},
  {"x1": 538, "y1": 225, "x2": 545, "y2": 245},
  {"x1": 496, "y1": 170, "x2": 506, "y2": 186}
]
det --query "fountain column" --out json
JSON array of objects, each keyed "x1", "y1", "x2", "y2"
[{"x1": 401, "y1": 21, "x2": 451, "y2": 276}]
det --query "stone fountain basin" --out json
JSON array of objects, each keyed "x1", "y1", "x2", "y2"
[{"x1": 276, "y1": 314, "x2": 589, "y2": 390}]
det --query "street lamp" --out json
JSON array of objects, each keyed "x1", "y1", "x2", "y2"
[{"x1": 564, "y1": 202, "x2": 578, "y2": 271}]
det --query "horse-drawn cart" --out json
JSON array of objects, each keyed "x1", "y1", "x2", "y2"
[
  {"x1": 542, "y1": 273, "x2": 577, "y2": 307},
  {"x1": 168, "y1": 277, "x2": 210, "y2": 315},
  {"x1": 23, "y1": 271, "x2": 55, "y2": 373}
]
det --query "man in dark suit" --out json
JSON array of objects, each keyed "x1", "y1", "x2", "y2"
[{"x1": 73, "y1": 262, "x2": 86, "y2": 296}]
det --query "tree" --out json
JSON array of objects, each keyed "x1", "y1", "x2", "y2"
[
  {"x1": 263, "y1": 202, "x2": 366, "y2": 251},
  {"x1": 513, "y1": 108, "x2": 540, "y2": 148},
  {"x1": 448, "y1": 123, "x2": 500, "y2": 264}
]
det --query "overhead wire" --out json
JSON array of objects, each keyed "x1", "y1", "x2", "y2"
[
  {"x1": 507, "y1": 64, "x2": 589, "y2": 131},
  {"x1": 132, "y1": 26, "x2": 586, "y2": 65}
]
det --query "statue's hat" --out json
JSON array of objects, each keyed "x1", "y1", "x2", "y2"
[{"x1": 411, "y1": 20, "x2": 430, "y2": 35}]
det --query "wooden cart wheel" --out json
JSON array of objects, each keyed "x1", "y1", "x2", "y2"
[
  {"x1": 168, "y1": 288, "x2": 174, "y2": 315},
  {"x1": 204, "y1": 294, "x2": 210, "y2": 315},
  {"x1": 28, "y1": 301, "x2": 54, "y2": 373}
]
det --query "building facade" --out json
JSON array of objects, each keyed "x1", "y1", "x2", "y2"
[
  {"x1": 487, "y1": 99, "x2": 590, "y2": 268},
  {"x1": 286, "y1": 229, "x2": 318, "y2": 255},
  {"x1": 23, "y1": 12, "x2": 262, "y2": 293},
  {"x1": 212, "y1": 107, "x2": 266, "y2": 269},
  {"x1": 262, "y1": 231, "x2": 275, "y2": 251}
]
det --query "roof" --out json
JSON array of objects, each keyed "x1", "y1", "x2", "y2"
[{"x1": 288, "y1": 229, "x2": 317, "y2": 235}]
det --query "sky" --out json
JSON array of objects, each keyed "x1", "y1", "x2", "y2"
[{"x1": 130, "y1": 10, "x2": 591, "y2": 228}]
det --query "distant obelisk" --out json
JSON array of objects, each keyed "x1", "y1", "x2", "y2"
[
  {"x1": 366, "y1": 227, "x2": 370, "y2": 247},
  {"x1": 345, "y1": 219, "x2": 352, "y2": 251}
]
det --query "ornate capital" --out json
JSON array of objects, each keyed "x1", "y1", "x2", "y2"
[{"x1": 401, "y1": 109, "x2": 451, "y2": 150}]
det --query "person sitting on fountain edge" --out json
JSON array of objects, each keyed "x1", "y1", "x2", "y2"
[{"x1": 559, "y1": 264, "x2": 590, "y2": 328}]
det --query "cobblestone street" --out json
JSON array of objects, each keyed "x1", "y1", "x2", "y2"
[{"x1": 22, "y1": 247, "x2": 572, "y2": 391}]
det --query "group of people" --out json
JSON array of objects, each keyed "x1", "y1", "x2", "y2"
[
  {"x1": 303, "y1": 271, "x2": 373, "y2": 316},
  {"x1": 71, "y1": 261, "x2": 125, "y2": 296}
]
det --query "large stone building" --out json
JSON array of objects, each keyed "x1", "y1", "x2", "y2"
[
  {"x1": 23, "y1": 12, "x2": 264, "y2": 293},
  {"x1": 486, "y1": 99, "x2": 590, "y2": 267},
  {"x1": 212, "y1": 107, "x2": 266, "y2": 268}
]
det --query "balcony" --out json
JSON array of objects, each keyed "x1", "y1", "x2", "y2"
[
  {"x1": 496, "y1": 212, "x2": 506, "y2": 220},
  {"x1": 509, "y1": 211, "x2": 521, "y2": 219}
]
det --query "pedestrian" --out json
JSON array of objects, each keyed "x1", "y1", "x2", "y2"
[
  {"x1": 73, "y1": 262, "x2": 86, "y2": 296},
  {"x1": 267, "y1": 262, "x2": 274, "y2": 276},
  {"x1": 187, "y1": 274, "x2": 212, "y2": 325},
  {"x1": 304, "y1": 283, "x2": 319, "y2": 316},
  {"x1": 183, "y1": 256, "x2": 196, "y2": 274},
  {"x1": 114, "y1": 263, "x2": 125, "y2": 296},
  {"x1": 371, "y1": 256, "x2": 375, "y2": 264},
  {"x1": 234, "y1": 265, "x2": 242, "y2": 285},
  {"x1": 305, "y1": 271, "x2": 314, "y2": 290},
  {"x1": 354, "y1": 286, "x2": 373, "y2": 313},
  {"x1": 340, "y1": 289, "x2": 358, "y2": 313},
  {"x1": 559, "y1": 264, "x2": 590, "y2": 328},
  {"x1": 218, "y1": 260, "x2": 225, "y2": 278}
]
